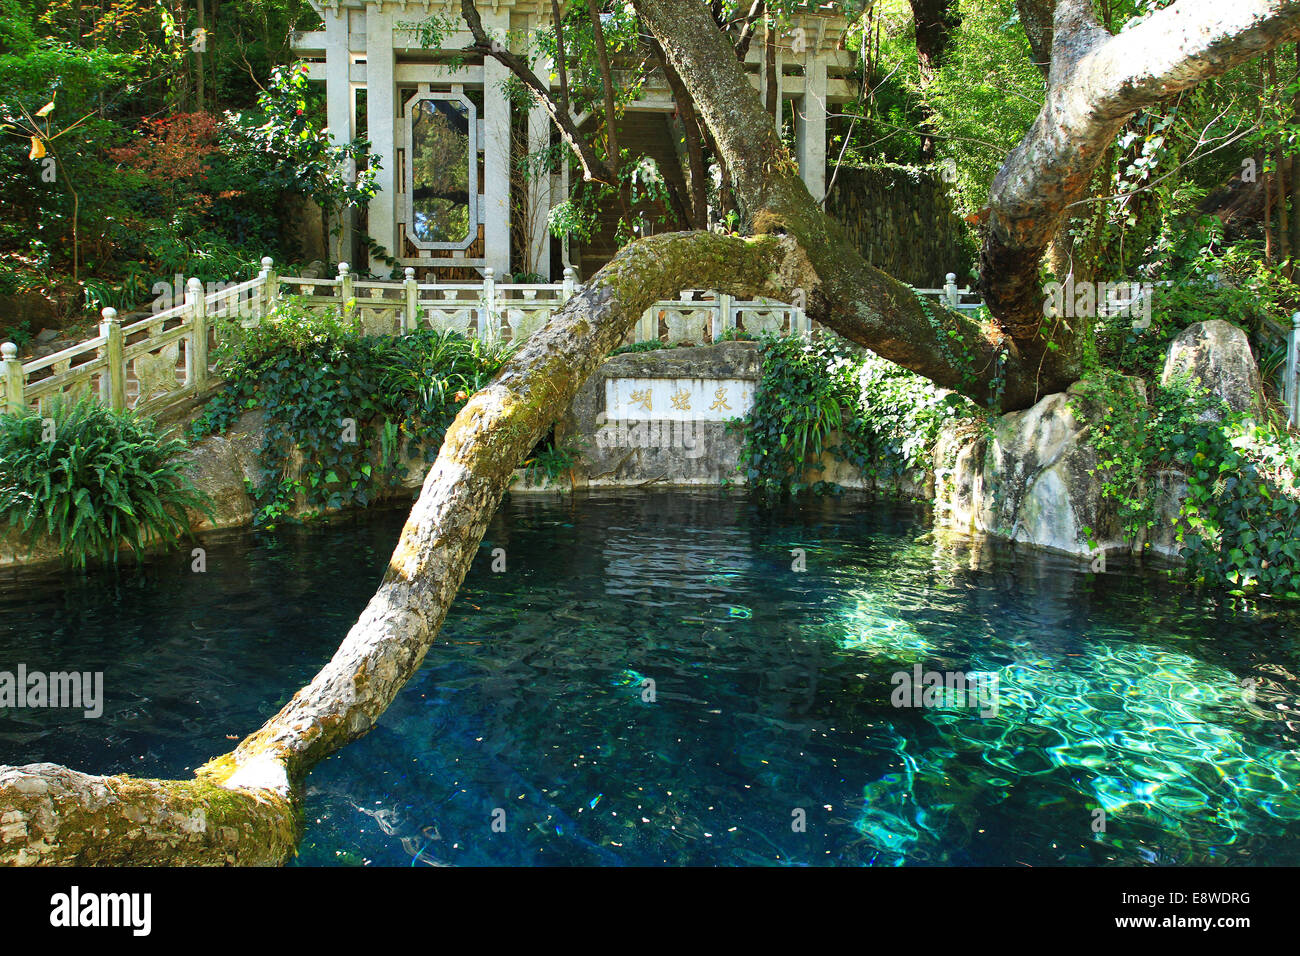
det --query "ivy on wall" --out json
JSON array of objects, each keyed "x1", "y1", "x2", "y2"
[
  {"x1": 1077, "y1": 369, "x2": 1300, "y2": 598},
  {"x1": 736, "y1": 332, "x2": 976, "y2": 496},
  {"x1": 189, "y1": 298, "x2": 514, "y2": 527}
]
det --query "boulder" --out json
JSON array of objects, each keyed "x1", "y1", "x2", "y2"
[
  {"x1": 1160, "y1": 319, "x2": 1265, "y2": 419},
  {"x1": 177, "y1": 410, "x2": 267, "y2": 531},
  {"x1": 935, "y1": 381, "x2": 1132, "y2": 560}
]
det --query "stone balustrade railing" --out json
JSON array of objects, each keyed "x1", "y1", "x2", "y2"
[{"x1": 1, "y1": 259, "x2": 980, "y2": 419}]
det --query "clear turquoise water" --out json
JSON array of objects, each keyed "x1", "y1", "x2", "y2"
[{"x1": 1, "y1": 490, "x2": 1298, "y2": 866}]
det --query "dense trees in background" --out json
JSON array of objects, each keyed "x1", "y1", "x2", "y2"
[
  {"x1": 4, "y1": 0, "x2": 1300, "y2": 398},
  {"x1": 0, "y1": 0, "x2": 354, "y2": 336}
]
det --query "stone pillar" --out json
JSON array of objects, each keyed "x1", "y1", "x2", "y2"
[
  {"x1": 1, "y1": 342, "x2": 24, "y2": 416},
  {"x1": 481, "y1": 10, "x2": 512, "y2": 277},
  {"x1": 325, "y1": 7, "x2": 354, "y2": 266},
  {"x1": 365, "y1": 7, "x2": 396, "y2": 276},
  {"x1": 526, "y1": 53, "x2": 553, "y2": 280},
  {"x1": 797, "y1": 55, "x2": 828, "y2": 203},
  {"x1": 99, "y1": 309, "x2": 125, "y2": 412},
  {"x1": 186, "y1": 277, "x2": 208, "y2": 391}
]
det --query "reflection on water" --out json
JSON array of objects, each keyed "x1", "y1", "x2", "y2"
[{"x1": 1, "y1": 490, "x2": 1298, "y2": 866}]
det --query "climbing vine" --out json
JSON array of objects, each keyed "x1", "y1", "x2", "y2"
[
  {"x1": 189, "y1": 298, "x2": 514, "y2": 528},
  {"x1": 1076, "y1": 368, "x2": 1300, "y2": 598},
  {"x1": 738, "y1": 332, "x2": 975, "y2": 495},
  {"x1": 911, "y1": 292, "x2": 1008, "y2": 409}
]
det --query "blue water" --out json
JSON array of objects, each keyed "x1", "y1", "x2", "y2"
[{"x1": 1, "y1": 490, "x2": 1299, "y2": 866}]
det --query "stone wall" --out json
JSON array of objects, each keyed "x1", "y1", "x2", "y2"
[
  {"x1": 556, "y1": 341, "x2": 763, "y2": 486},
  {"x1": 823, "y1": 164, "x2": 975, "y2": 288}
]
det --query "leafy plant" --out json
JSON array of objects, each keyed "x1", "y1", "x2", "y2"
[
  {"x1": 739, "y1": 332, "x2": 975, "y2": 496},
  {"x1": 522, "y1": 438, "x2": 586, "y2": 488},
  {"x1": 0, "y1": 397, "x2": 211, "y2": 567},
  {"x1": 1077, "y1": 368, "x2": 1300, "y2": 598},
  {"x1": 190, "y1": 298, "x2": 514, "y2": 527}
]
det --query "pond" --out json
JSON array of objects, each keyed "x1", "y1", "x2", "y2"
[{"x1": 2, "y1": 490, "x2": 1299, "y2": 866}]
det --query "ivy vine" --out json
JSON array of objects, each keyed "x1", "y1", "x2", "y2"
[{"x1": 189, "y1": 298, "x2": 514, "y2": 528}]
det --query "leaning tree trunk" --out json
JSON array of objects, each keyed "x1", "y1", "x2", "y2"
[{"x1": 0, "y1": 231, "x2": 799, "y2": 866}]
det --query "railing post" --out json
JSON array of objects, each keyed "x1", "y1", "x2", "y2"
[
  {"x1": 2, "y1": 342, "x2": 25, "y2": 416},
  {"x1": 562, "y1": 266, "x2": 576, "y2": 303},
  {"x1": 715, "y1": 294, "x2": 733, "y2": 343},
  {"x1": 403, "y1": 267, "x2": 418, "y2": 333},
  {"x1": 481, "y1": 267, "x2": 497, "y2": 343},
  {"x1": 99, "y1": 308, "x2": 126, "y2": 412},
  {"x1": 944, "y1": 272, "x2": 959, "y2": 310},
  {"x1": 795, "y1": 303, "x2": 810, "y2": 338},
  {"x1": 338, "y1": 261, "x2": 353, "y2": 318},
  {"x1": 1288, "y1": 311, "x2": 1300, "y2": 427},
  {"x1": 639, "y1": 307, "x2": 656, "y2": 343},
  {"x1": 186, "y1": 277, "x2": 209, "y2": 391},
  {"x1": 259, "y1": 256, "x2": 278, "y2": 320}
]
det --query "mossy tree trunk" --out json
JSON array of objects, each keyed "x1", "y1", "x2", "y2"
[{"x1": 0, "y1": 231, "x2": 796, "y2": 866}]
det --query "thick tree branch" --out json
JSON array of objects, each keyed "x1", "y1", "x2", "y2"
[
  {"x1": 0, "y1": 231, "x2": 797, "y2": 865},
  {"x1": 1016, "y1": 0, "x2": 1054, "y2": 77},
  {"x1": 909, "y1": 0, "x2": 961, "y2": 159},
  {"x1": 983, "y1": 0, "x2": 1300, "y2": 345}
]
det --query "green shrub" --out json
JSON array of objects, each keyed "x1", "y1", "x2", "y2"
[
  {"x1": 1175, "y1": 420, "x2": 1300, "y2": 597},
  {"x1": 190, "y1": 298, "x2": 515, "y2": 527},
  {"x1": 0, "y1": 398, "x2": 210, "y2": 567},
  {"x1": 738, "y1": 333, "x2": 974, "y2": 495},
  {"x1": 1077, "y1": 369, "x2": 1300, "y2": 598}
]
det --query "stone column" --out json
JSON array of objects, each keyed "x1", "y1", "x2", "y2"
[
  {"x1": 481, "y1": 10, "x2": 512, "y2": 277},
  {"x1": 365, "y1": 6, "x2": 396, "y2": 276},
  {"x1": 325, "y1": 7, "x2": 354, "y2": 266},
  {"x1": 797, "y1": 55, "x2": 828, "y2": 203},
  {"x1": 526, "y1": 52, "x2": 553, "y2": 280}
]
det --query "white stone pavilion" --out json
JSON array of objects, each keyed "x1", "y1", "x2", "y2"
[{"x1": 293, "y1": 1, "x2": 855, "y2": 279}]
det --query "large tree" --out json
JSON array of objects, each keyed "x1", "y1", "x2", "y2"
[{"x1": 5, "y1": 0, "x2": 1300, "y2": 865}]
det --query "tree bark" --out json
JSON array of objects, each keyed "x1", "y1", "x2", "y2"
[
  {"x1": 909, "y1": 0, "x2": 960, "y2": 161},
  {"x1": 1016, "y1": 0, "x2": 1054, "y2": 76},
  {"x1": 585, "y1": 0, "x2": 631, "y2": 219},
  {"x1": 0, "y1": 231, "x2": 795, "y2": 865},
  {"x1": 649, "y1": 36, "x2": 710, "y2": 228},
  {"x1": 983, "y1": 0, "x2": 1300, "y2": 350}
]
